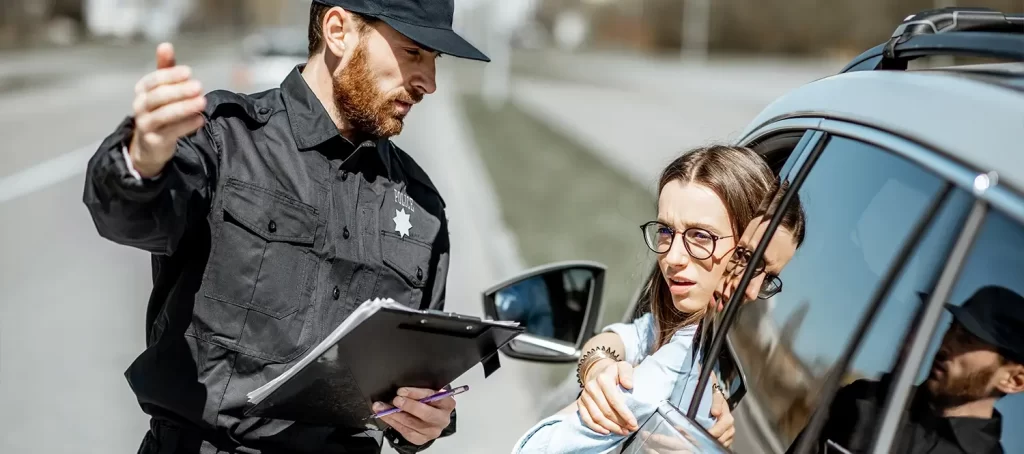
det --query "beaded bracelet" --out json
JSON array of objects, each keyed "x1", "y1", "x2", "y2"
[{"x1": 576, "y1": 346, "x2": 621, "y2": 387}]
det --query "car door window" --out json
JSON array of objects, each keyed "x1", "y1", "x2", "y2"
[
  {"x1": 780, "y1": 187, "x2": 974, "y2": 454},
  {"x1": 717, "y1": 135, "x2": 954, "y2": 452},
  {"x1": 888, "y1": 207, "x2": 1024, "y2": 454}
]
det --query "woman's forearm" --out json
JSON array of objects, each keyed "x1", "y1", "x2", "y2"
[
  {"x1": 579, "y1": 332, "x2": 627, "y2": 382},
  {"x1": 512, "y1": 327, "x2": 715, "y2": 453}
]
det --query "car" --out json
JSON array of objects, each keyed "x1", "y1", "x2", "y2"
[
  {"x1": 481, "y1": 7, "x2": 1024, "y2": 454},
  {"x1": 231, "y1": 27, "x2": 309, "y2": 93}
]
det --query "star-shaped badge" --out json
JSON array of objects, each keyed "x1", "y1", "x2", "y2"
[{"x1": 394, "y1": 208, "x2": 412, "y2": 238}]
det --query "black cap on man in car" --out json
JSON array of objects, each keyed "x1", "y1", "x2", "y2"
[
  {"x1": 313, "y1": 0, "x2": 490, "y2": 62},
  {"x1": 945, "y1": 285, "x2": 1024, "y2": 365}
]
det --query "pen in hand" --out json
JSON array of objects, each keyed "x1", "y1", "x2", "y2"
[{"x1": 371, "y1": 385, "x2": 469, "y2": 419}]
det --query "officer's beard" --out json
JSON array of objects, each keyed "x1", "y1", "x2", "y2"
[
  {"x1": 333, "y1": 41, "x2": 420, "y2": 138},
  {"x1": 924, "y1": 361, "x2": 1001, "y2": 408}
]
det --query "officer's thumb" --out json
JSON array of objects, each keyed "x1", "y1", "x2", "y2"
[{"x1": 155, "y1": 43, "x2": 176, "y2": 70}]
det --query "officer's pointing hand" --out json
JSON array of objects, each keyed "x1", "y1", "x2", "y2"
[
  {"x1": 129, "y1": 42, "x2": 207, "y2": 178},
  {"x1": 373, "y1": 387, "x2": 455, "y2": 446}
]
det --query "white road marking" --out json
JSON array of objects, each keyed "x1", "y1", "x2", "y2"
[
  {"x1": 0, "y1": 141, "x2": 99, "y2": 203},
  {"x1": 0, "y1": 48, "x2": 236, "y2": 206}
]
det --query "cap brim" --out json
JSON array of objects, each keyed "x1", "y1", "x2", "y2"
[
  {"x1": 378, "y1": 16, "x2": 490, "y2": 62},
  {"x1": 946, "y1": 303, "x2": 1003, "y2": 349}
]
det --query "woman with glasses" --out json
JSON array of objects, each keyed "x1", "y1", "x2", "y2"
[{"x1": 511, "y1": 145, "x2": 806, "y2": 454}]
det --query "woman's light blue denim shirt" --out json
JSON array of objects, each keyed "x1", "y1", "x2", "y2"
[{"x1": 511, "y1": 313, "x2": 717, "y2": 454}]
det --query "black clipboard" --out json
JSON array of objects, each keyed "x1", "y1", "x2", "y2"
[{"x1": 243, "y1": 299, "x2": 523, "y2": 430}]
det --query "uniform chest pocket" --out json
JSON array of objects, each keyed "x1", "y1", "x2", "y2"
[
  {"x1": 378, "y1": 232, "x2": 433, "y2": 307},
  {"x1": 204, "y1": 179, "x2": 319, "y2": 322},
  {"x1": 382, "y1": 232, "x2": 433, "y2": 287}
]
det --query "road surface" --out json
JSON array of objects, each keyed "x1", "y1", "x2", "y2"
[{"x1": 508, "y1": 50, "x2": 842, "y2": 194}]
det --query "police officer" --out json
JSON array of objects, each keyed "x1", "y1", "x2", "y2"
[
  {"x1": 82, "y1": 1, "x2": 489, "y2": 453},
  {"x1": 790, "y1": 285, "x2": 1024, "y2": 453}
]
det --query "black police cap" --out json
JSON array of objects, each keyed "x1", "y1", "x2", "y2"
[
  {"x1": 945, "y1": 285, "x2": 1024, "y2": 365},
  {"x1": 312, "y1": 0, "x2": 490, "y2": 62}
]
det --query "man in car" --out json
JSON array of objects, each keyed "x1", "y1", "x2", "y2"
[
  {"x1": 81, "y1": 1, "x2": 488, "y2": 453},
  {"x1": 793, "y1": 285, "x2": 1024, "y2": 453}
]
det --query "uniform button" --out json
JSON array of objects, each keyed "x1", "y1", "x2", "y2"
[
  {"x1": 343, "y1": 227, "x2": 350, "y2": 239},
  {"x1": 332, "y1": 286, "x2": 340, "y2": 300},
  {"x1": 416, "y1": 267, "x2": 423, "y2": 280},
  {"x1": 258, "y1": 107, "x2": 270, "y2": 115},
  {"x1": 267, "y1": 220, "x2": 277, "y2": 233}
]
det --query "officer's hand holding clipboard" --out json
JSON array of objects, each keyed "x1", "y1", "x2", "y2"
[
  {"x1": 370, "y1": 386, "x2": 466, "y2": 445},
  {"x1": 243, "y1": 298, "x2": 523, "y2": 434}
]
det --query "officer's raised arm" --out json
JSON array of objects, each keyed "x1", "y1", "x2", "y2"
[{"x1": 83, "y1": 43, "x2": 218, "y2": 255}]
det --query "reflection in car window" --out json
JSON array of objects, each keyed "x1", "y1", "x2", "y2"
[
  {"x1": 496, "y1": 276, "x2": 555, "y2": 337},
  {"x1": 901, "y1": 208, "x2": 1024, "y2": 454},
  {"x1": 724, "y1": 136, "x2": 947, "y2": 451},
  {"x1": 785, "y1": 189, "x2": 972, "y2": 453}
]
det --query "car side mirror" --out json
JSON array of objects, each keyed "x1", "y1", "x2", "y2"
[{"x1": 482, "y1": 261, "x2": 606, "y2": 363}]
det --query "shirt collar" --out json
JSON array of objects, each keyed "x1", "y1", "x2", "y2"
[
  {"x1": 281, "y1": 64, "x2": 339, "y2": 150},
  {"x1": 909, "y1": 387, "x2": 1004, "y2": 453},
  {"x1": 281, "y1": 64, "x2": 392, "y2": 176},
  {"x1": 945, "y1": 408, "x2": 1003, "y2": 453}
]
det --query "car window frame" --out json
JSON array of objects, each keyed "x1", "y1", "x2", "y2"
[
  {"x1": 799, "y1": 120, "x2": 1023, "y2": 454},
  {"x1": 868, "y1": 202, "x2": 1024, "y2": 454},
  {"x1": 780, "y1": 136, "x2": 962, "y2": 454},
  {"x1": 685, "y1": 128, "x2": 831, "y2": 420},
  {"x1": 691, "y1": 119, "x2": 1012, "y2": 454},
  {"x1": 864, "y1": 198, "x2": 989, "y2": 454},
  {"x1": 714, "y1": 129, "x2": 823, "y2": 412}
]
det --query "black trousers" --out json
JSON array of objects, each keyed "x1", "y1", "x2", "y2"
[{"x1": 137, "y1": 419, "x2": 387, "y2": 454}]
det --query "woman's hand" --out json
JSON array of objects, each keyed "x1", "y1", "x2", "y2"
[
  {"x1": 707, "y1": 385, "x2": 735, "y2": 448},
  {"x1": 577, "y1": 358, "x2": 639, "y2": 435}
]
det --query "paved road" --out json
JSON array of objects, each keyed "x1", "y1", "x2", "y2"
[
  {"x1": 509, "y1": 50, "x2": 842, "y2": 194},
  {"x1": 0, "y1": 37, "x2": 545, "y2": 453},
  {"x1": 0, "y1": 37, "x2": 240, "y2": 454}
]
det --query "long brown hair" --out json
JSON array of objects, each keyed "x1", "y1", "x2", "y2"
[{"x1": 641, "y1": 145, "x2": 775, "y2": 350}]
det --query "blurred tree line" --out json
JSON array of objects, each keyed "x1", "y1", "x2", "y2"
[
  {"x1": 3, "y1": 0, "x2": 1021, "y2": 53},
  {"x1": 536, "y1": 0, "x2": 1024, "y2": 57},
  {"x1": 0, "y1": 0, "x2": 306, "y2": 50}
]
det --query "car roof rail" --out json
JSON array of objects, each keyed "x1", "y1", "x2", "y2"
[{"x1": 841, "y1": 7, "x2": 1024, "y2": 73}]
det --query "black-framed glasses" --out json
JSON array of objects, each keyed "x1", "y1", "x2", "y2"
[
  {"x1": 730, "y1": 246, "x2": 784, "y2": 299},
  {"x1": 641, "y1": 221, "x2": 732, "y2": 260}
]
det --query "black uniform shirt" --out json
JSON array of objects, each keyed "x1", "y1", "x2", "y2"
[
  {"x1": 83, "y1": 65, "x2": 453, "y2": 454},
  {"x1": 793, "y1": 375, "x2": 1004, "y2": 454}
]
